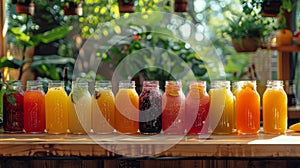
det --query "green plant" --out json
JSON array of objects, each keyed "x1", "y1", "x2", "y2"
[
  {"x1": 223, "y1": 14, "x2": 268, "y2": 40},
  {"x1": 277, "y1": 0, "x2": 293, "y2": 30}
]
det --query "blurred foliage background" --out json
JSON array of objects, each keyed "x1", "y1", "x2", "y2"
[{"x1": 3, "y1": 0, "x2": 268, "y2": 92}]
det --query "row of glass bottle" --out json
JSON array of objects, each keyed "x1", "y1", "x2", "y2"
[{"x1": 1, "y1": 79, "x2": 287, "y2": 135}]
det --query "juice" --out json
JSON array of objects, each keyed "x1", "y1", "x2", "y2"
[
  {"x1": 92, "y1": 81, "x2": 115, "y2": 134},
  {"x1": 139, "y1": 81, "x2": 162, "y2": 134},
  {"x1": 115, "y1": 81, "x2": 139, "y2": 134},
  {"x1": 185, "y1": 81, "x2": 210, "y2": 135},
  {"x1": 263, "y1": 80, "x2": 287, "y2": 134},
  {"x1": 209, "y1": 81, "x2": 234, "y2": 134},
  {"x1": 162, "y1": 81, "x2": 185, "y2": 134},
  {"x1": 69, "y1": 81, "x2": 92, "y2": 134},
  {"x1": 45, "y1": 81, "x2": 68, "y2": 134},
  {"x1": 3, "y1": 81, "x2": 24, "y2": 133},
  {"x1": 24, "y1": 80, "x2": 45, "y2": 133},
  {"x1": 236, "y1": 81, "x2": 260, "y2": 134}
]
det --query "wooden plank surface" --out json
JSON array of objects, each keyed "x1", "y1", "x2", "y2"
[{"x1": 0, "y1": 132, "x2": 300, "y2": 158}]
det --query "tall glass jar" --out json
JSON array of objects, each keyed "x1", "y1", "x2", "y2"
[
  {"x1": 185, "y1": 81, "x2": 210, "y2": 135},
  {"x1": 92, "y1": 80, "x2": 115, "y2": 134},
  {"x1": 162, "y1": 81, "x2": 185, "y2": 134},
  {"x1": 263, "y1": 80, "x2": 287, "y2": 134},
  {"x1": 45, "y1": 81, "x2": 68, "y2": 134},
  {"x1": 139, "y1": 81, "x2": 162, "y2": 134},
  {"x1": 3, "y1": 80, "x2": 24, "y2": 133},
  {"x1": 236, "y1": 80, "x2": 260, "y2": 134},
  {"x1": 115, "y1": 80, "x2": 139, "y2": 134},
  {"x1": 24, "y1": 80, "x2": 45, "y2": 133},
  {"x1": 69, "y1": 81, "x2": 92, "y2": 134},
  {"x1": 209, "y1": 81, "x2": 234, "y2": 134}
]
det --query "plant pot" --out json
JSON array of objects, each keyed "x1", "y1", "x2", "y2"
[
  {"x1": 16, "y1": 2, "x2": 35, "y2": 15},
  {"x1": 174, "y1": 0, "x2": 187, "y2": 12},
  {"x1": 63, "y1": 2, "x2": 83, "y2": 16},
  {"x1": 232, "y1": 38, "x2": 259, "y2": 52},
  {"x1": 261, "y1": 1, "x2": 282, "y2": 17},
  {"x1": 118, "y1": 0, "x2": 134, "y2": 13}
]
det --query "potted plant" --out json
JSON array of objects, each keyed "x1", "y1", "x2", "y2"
[
  {"x1": 61, "y1": 0, "x2": 83, "y2": 16},
  {"x1": 174, "y1": 0, "x2": 187, "y2": 12},
  {"x1": 118, "y1": 0, "x2": 134, "y2": 13},
  {"x1": 261, "y1": 0, "x2": 282, "y2": 17},
  {"x1": 13, "y1": 0, "x2": 35, "y2": 15},
  {"x1": 223, "y1": 15, "x2": 268, "y2": 52}
]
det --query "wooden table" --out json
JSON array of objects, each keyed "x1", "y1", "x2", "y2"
[
  {"x1": 1, "y1": 131, "x2": 300, "y2": 168},
  {"x1": 0, "y1": 131, "x2": 300, "y2": 158}
]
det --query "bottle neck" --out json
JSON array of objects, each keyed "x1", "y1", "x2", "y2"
[
  {"x1": 119, "y1": 80, "x2": 135, "y2": 89},
  {"x1": 95, "y1": 80, "x2": 112, "y2": 90},
  {"x1": 267, "y1": 80, "x2": 284, "y2": 89}
]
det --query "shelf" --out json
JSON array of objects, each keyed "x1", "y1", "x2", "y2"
[
  {"x1": 0, "y1": 132, "x2": 300, "y2": 158},
  {"x1": 269, "y1": 45, "x2": 300, "y2": 52}
]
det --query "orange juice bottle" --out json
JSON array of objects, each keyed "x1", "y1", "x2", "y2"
[
  {"x1": 263, "y1": 80, "x2": 287, "y2": 134},
  {"x1": 236, "y1": 81, "x2": 260, "y2": 135},
  {"x1": 115, "y1": 81, "x2": 139, "y2": 134},
  {"x1": 162, "y1": 81, "x2": 185, "y2": 134},
  {"x1": 209, "y1": 81, "x2": 234, "y2": 134},
  {"x1": 68, "y1": 81, "x2": 92, "y2": 134},
  {"x1": 45, "y1": 81, "x2": 68, "y2": 134},
  {"x1": 92, "y1": 80, "x2": 115, "y2": 134}
]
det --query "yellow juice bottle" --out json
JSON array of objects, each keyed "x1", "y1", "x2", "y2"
[
  {"x1": 92, "y1": 80, "x2": 115, "y2": 134},
  {"x1": 69, "y1": 81, "x2": 92, "y2": 134},
  {"x1": 45, "y1": 81, "x2": 69, "y2": 134},
  {"x1": 209, "y1": 81, "x2": 234, "y2": 134},
  {"x1": 115, "y1": 81, "x2": 139, "y2": 134},
  {"x1": 263, "y1": 80, "x2": 287, "y2": 134}
]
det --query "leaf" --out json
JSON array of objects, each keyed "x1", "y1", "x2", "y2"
[
  {"x1": 6, "y1": 94, "x2": 16, "y2": 105},
  {"x1": 0, "y1": 57, "x2": 26, "y2": 69},
  {"x1": 34, "y1": 26, "x2": 72, "y2": 44},
  {"x1": 192, "y1": 64, "x2": 207, "y2": 77},
  {"x1": 30, "y1": 55, "x2": 75, "y2": 67}
]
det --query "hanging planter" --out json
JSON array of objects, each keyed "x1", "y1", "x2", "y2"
[
  {"x1": 232, "y1": 38, "x2": 259, "y2": 52},
  {"x1": 15, "y1": 0, "x2": 35, "y2": 16},
  {"x1": 261, "y1": 0, "x2": 282, "y2": 17},
  {"x1": 118, "y1": 0, "x2": 134, "y2": 13},
  {"x1": 62, "y1": 1, "x2": 83, "y2": 16},
  {"x1": 174, "y1": 0, "x2": 187, "y2": 12}
]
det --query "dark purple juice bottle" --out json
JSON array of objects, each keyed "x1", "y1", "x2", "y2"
[
  {"x1": 3, "y1": 80, "x2": 24, "y2": 133},
  {"x1": 139, "y1": 81, "x2": 162, "y2": 134}
]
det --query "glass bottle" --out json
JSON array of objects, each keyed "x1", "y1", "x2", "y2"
[
  {"x1": 263, "y1": 80, "x2": 287, "y2": 134},
  {"x1": 0, "y1": 72, "x2": 3, "y2": 128},
  {"x1": 45, "y1": 81, "x2": 68, "y2": 134},
  {"x1": 162, "y1": 81, "x2": 185, "y2": 134},
  {"x1": 3, "y1": 80, "x2": 24, "y2": 133},
  {"x1": 185, "y1": 81, "x2": 210, "y2": 135},
  {"x1": 139, "y1": 81, "x2": 162, "y2": 134},
  {"x1": 115, "y1": 80, "x2": 139, "y2": 134},
  {"x1": 236, "y1": 80, "x2": 260, "y2": 135},
  {"x1": 69, "y1": 81, "x2": 92, "y2": 134},
  {"x1": 209, "y1": 81, "x2": 234, "y2": 134},
  {"x1": 24, "y1": 80, "x2": 45, "y2": 133},
  {"x1": 286, "y1": 80, "x2": 297, "y2": 106},
  {"x1": 92, "y1": 80, "x2": 115, "y2": 134}
]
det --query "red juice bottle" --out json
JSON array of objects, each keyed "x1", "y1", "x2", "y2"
[
  {"x1": 3, "y1": 80, "x2": 24, "y2": 133},
  {"x1": 24, "y1": 80, "x2": 45, "y2": 133},
  {"x1": 185, "y1": 81, "x2": 210, "y2": 135},
  {"x1": 162, "y1": 81, "x2": 185, "y2": 134}
]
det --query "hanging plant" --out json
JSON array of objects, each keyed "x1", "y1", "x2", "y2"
[
  {"x1": 174, "y1": 0, "x2": 187, "y2": 12},
  {"x1": 62, "y1": 0, "x2": 83, "y2": 16},
  {"x1": 15, "y1": 0, "x2": 35, "y2": 16},
  {"x1": 118, "y1": 0, "x2": 134, "y2": 13},
  {"x1": 261, "y1": 0, "x2": 282, "y2": 17}
]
